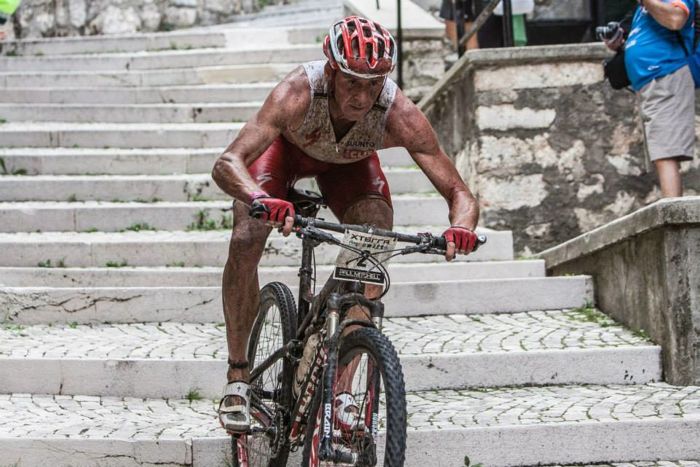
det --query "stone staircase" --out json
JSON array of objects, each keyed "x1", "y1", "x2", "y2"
[{"x1": 0, "y1": 25, "x2": 699, "y2": 467}]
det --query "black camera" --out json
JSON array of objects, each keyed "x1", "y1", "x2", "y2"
[{"x1": 596, "y1": 21, "x2": 623, "y2": 41}]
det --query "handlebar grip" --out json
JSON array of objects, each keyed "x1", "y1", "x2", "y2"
[
  {"x1": 249, "y1": 199, "x2": 269, "y2": 219},
  {"x1": 433, "y1": 234, "x2": 487, "y2": 252}
]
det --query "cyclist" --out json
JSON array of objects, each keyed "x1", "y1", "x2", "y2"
[{"x1": 211, "y1": 15, "x2": 480, "y2": 433}]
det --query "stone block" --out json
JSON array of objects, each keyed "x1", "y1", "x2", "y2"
[
  {"x1": 89, "y1": 6, "x2": 141, "y2": 35},
  {"x1": 540, "y1": 197, "x2": 700, "y2": 385},
  {"x1": 474, "y1": 62, "x2": 605, "y2": 92},
  {"x1": 476, "y1": 105, "x2": 556, "y2": 131},
  {"x1": 68, "y1": 0, "x2": 87, "y2": 28},
  {"x1": 163, "y1": 6, "x2": 197, "y2": 28}
]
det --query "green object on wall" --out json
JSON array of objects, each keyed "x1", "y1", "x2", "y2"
[
  {"x1": 0, "y1": 0, "x2": 21, "y2": 15},
  {"x1": 513, "y1": 14, "x2": 527, "y2": 46}
]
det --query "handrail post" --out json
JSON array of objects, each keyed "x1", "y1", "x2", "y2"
[
  {"x1": 454, "y1": 0, "x2": 466, "y2": 56},
  {"x1": 502, "y1": 0, "x2": 513, "y2": 47},
  {"x1": 397, "y1": 0, "x2": 403, "y2": 89}
]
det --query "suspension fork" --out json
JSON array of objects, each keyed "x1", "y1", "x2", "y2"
[{"x1": 318, "y1": 293, "x2": 382, "y2": 462}]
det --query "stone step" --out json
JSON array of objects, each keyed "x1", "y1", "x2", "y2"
[
  {"x1": 0, "y1": 197, "x2": 447, "y2": 232},
  {"x1": 0, "y1": 62, "x2": 298, "y2": 88},
  {"x1": 0, "y1": 26, "x2": 327, "y2": 57},
  {"x1": 0, "y1": 103, "x2": 260, "y2": 124},
  {"x1": 0, "y1": 30, "x2": 229, "y2": 56},
  {"x1": 230, "y1": 1, "x2": 340, "y2": 26},
  {"x1": 0, "y1": 122, "x2": 242, "y2": 149},
  {"x1": 0, "y1": 310, "x2": 660, "y2": 397},
  {"x1": 547, "y1": 463, "x2": 700, "y2": 467},
  {"x1": 0, "y1": 146, "x2": 414, "y2": 175},
  {"x1": 0, "y1": 45, "x2": 322, "y2": 72},
  {"x1": 0, "y1": 170, "x2": 432, "y2": 201},
  {"x1": 0, "y1": 260, "x2": 546, "y2": 287},
  {"x1": 0, "y1": 84, "x2": 276, "y2": 104},
  {"x1": 1, "y1": 384, "x2": 698, "y2": 466},
  {"x1": 0, "y1": 228, "x2": 515, "y2": 268},
  {"x1": 0, "y1": 277, "x2": 591, "y2": 324}
]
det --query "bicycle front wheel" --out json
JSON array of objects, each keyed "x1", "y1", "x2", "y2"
[
  {"x1": 233, "y1": 282, "x2": 297, "y2": 467},
  {"x1": 302, "y1": 327, "x2": 407, "y2": 467}
]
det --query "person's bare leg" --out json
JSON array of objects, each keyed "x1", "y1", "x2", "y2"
[
  {"x1": 444, "y1": 20, "x2": 479, "y2": 50},
  {"x1": 445, "y1": 19, "x2": 457, "y2": 47},
  {"x1": 654, "y1": 158, "x2": 683, "y2": 198},
  {"x1": 223, "y1": 201, "x2": 272, "y2": 384},
  {"x1": 335, "y1": 197, "x2": 393, "y2": 393},
  {"x1": 464, "y1": 21, "x2": 479, "y2": 49}
]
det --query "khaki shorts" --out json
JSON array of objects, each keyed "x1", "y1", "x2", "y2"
[{"x1": 639, "y1": 65, "x2": 695, "y2": 162}]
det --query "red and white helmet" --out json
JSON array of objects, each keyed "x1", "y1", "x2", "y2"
[{"x1": 323, "y1": 16, "x2": 397, "y2": 79}]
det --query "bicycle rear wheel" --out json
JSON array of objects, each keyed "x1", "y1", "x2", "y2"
[
  {"x1": 232, "y1": 282, "x2": 296, "y2": 467},
  {"x1": 301, "y1": 327, "x2": 407, "y2": 467}
]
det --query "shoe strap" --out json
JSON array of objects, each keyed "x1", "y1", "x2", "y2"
[{"x1": 223, "y1": 381, "x2": 249, "y2": 398}]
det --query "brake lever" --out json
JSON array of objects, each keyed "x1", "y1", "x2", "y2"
[{"x1": 298, "y1": 226, "x2": 338, "y2": 244}]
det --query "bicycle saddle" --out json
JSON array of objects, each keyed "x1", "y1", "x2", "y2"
[{"x1": 287, "y1": 187, "x2": 325, "y2": 218}]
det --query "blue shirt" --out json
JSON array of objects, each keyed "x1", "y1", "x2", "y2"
[{"x1": 624, "y1": 0, "x2": 694, "y2": 91}]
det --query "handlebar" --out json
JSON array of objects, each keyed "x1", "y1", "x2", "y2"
[
  {"x1": 249, "y1": 200, "x2": 486, "y2": 253},
  {"x1": 295, "y1": 215, "x2": 487, "y2": 252}
]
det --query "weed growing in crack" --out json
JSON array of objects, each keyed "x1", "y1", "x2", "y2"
[
  {"x1": 38, "y1": 259, "x2": 66, "y2": 268},
  {"x1": 121, "y1": 223, "x2": 156, "y2": 232},
  {"x1": 186, "y1": 388, "x2": 202, "y2": 402},
  {"x1": 633, "y1": 328, "x2": 651, "y2": 340},
  {"x1": 106, "y1": 260, "x2": 128, "y2": 268},
  {"x1": 68, "y1": 322, "x2": 79, "y2": 329},
  {"x1": 566, "y1": 303, "x2": 616, "y2": 328},
  {"x1": 67, "y1": 194, "x2": 78, "y2": 202},
  {"x1": 188, "y1": 210, "x2": 233, "y2": 231},
  {"x1": 167, "y1": 261, "x2": 186, "y2": 268},
  {"x1": 0, "y1": 157, "x2": 28, "y2": 176},
  {"x1": 134, "y1": 197, "x2": 162, "y2": 203}
]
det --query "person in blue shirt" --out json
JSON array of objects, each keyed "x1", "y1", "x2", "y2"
[{"x1": 607, "y1": 0, "x2": 694, "y2": 198}]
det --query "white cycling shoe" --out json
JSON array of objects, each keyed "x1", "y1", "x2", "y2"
[
  {"x1": 334, "y1": 392, "x2": 366, "y2": 432},
  {"x1": 218, "y1": 381, "x2": 251, "y2": 433}
]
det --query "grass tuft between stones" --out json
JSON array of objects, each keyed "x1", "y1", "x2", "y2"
[
  {"x1": 121, "y1": 222, "x2": 157, "y2": 232},
  {"x1": 38, "y1": 259, "x2": 66, "y2": 268},
  {"x1": 566, "y1": 302, "x2": 617, "y2": 328},
  {"x1": 186, "y1": 388, "x2": 202, "y2": 402}
]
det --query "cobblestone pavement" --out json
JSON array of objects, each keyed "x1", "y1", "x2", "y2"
[
  {"x1": 0, "y1": 394, "x2": 220, "y2": 439},
  {"x1": 545, "y1": 463, "x2": 700, "y2": 467},
  {"x1": 0, "y1": 309, "x2": 652, "y2": 360},
  {"x1": 0, "y1": 384, "x2": 698, "y2": 439},
  {"x1": 406, "y1": 383, "x2": 700, "y2": 431},
  {"x1": 384, "y1": 310, "x2": 652, "y2": 355}
]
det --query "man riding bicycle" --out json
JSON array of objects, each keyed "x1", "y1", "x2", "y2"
[{"x1": 211, "y1": 15, "x2": 480, "y2": 434}]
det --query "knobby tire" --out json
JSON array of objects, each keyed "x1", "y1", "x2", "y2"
[
  {"x1": 301, "y1": 327, "x2": 407, "y2": 466},
  {"x1": 232, "y1": 282, "x2": 297, "y2": 467}
]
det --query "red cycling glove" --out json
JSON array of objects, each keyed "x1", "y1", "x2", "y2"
[
  {"x1": 249, "y1": 191, "x2": 295, "y2": 224},
  {"x1": 442, "y1": 226, "x2": 478, "y2": 254}
]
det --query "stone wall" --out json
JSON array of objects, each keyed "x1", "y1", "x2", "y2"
[
  {"x1": 540, "y1": 198, "x2": 700, "y2": 385},
  {"x1": 12, "y1": 0, "x2": 279, "y2": 38},
  {"x1": 420, "y1": 44, "x2": 700, "y2": 255},
  {"x1": 412, "y1": 0, "x2": 590, "y2": 19}
]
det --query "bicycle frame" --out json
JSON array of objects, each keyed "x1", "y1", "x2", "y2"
[{"x1": 285, "y1": 219, "x2": 387, "y2": 454}]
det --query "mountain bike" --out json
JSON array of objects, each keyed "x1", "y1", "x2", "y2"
[{"x1": 231, "y1": 188, "x2": 485, "y2": 467}]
